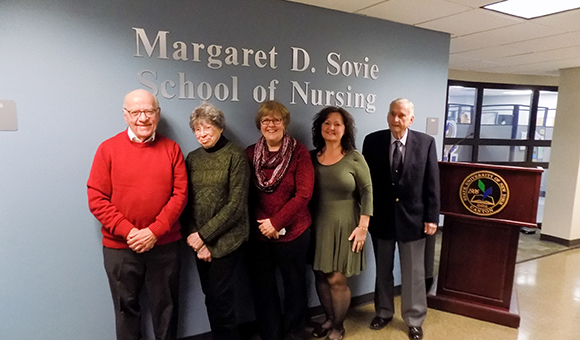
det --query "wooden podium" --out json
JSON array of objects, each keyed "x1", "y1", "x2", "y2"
[{"x1": 427, "y1": 162, "x2": 542, "y2": 328}]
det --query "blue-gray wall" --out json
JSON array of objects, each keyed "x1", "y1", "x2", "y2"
[{"x1": 0, "y1": 0, "x2": 449, "y2": 338}]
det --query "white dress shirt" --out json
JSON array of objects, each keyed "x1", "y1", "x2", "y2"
[
  {"x1": 127, "y1": 128, "x2": 156, "y2": 143},
  {"x1": 389, "y1": 129, "x2": 408, "y2": 165}
]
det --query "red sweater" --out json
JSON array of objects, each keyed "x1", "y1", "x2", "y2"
[
  {"x1": 246, "y1": 142, "x2": 314, "y2": 242},
  {"x1": 87, "y1": 132, "x2": 188, "y2": 249}
]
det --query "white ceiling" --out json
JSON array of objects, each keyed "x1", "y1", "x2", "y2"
[{"x1": 286, "y1": 0, "x2": 580, "y2": 77}]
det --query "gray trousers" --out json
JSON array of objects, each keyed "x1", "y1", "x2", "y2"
[{"x1": 372, "y1": 236, "x2": 427, "y2": 327}]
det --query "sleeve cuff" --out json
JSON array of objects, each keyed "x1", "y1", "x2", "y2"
[
  {"x1": 115, "y1": 219, "x2": 135, "y2": 238},
  {"x1": 148, "y1": 221, "x2": 167, "y2": 238},
  {"x1": 197, "y1": 229, "x2": 209, "y2": 243},
  {"x1": 269, "y1": 217, "x2": 283, "y2": 231}
]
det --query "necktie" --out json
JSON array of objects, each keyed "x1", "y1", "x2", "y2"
[{"x1": 392, "y1": 141, "x2": 402, "y2": 182}]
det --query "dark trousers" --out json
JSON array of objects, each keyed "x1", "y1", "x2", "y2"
[
  {"x1": 248, "y1": 229, "x2": 311, "y2": 340},
  {"x1": 196, "y1": 246, "x2": 243, "y2": 340},
  {"x1": 103, "y1": 242, "x2": 180, "y2": 340}
]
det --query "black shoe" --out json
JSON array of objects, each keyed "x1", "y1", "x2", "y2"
[
  {"x1": 312, "y1": 322, "x2": 332, "y2": 338},
  {"x1": 370, "y1": 316, "x2": 392, "y2": 330},
  {"x1": 408, "y1": 326, "x2": 423, "y2": 340}
]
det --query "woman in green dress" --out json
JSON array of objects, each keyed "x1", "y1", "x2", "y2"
[{"x1": 310, "y1": 106, "x2": 373, "y2": 340}]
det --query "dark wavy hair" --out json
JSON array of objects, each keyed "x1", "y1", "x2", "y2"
[{"x1": 312, "y1": 106, "x2": 357, "y2": 153}]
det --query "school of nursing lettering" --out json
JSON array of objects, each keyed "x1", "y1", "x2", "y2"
[
  {"x1": 132, "y1": 28, "x2": 378, "y2": 111},
  {"x1": 459, "y1": 170, "x2": 510, "y2": 216}
]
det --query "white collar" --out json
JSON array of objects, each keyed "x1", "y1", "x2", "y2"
[
  {"x1": 127, "y1": 128, "x2": 156, "y2": 143},
  {"x1": 391, "y1": 129, "x2": 409, "y2": 146}
]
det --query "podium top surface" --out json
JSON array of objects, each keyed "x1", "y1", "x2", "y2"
[
  {"x1": 439, "y1": 162, "x2": 542, "y2": 226},
  {"x1": 439, "y1": 161, "x2": 544, "y2": 174}
]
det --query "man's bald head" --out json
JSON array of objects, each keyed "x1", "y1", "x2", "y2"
[
  {"x1": 122, "y1": 89, "x2": 160, "y2": 142},
  {"x1": 124, "y1": 89, "x2": 159, "y2": 109}
]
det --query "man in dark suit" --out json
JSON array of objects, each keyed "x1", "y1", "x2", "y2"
[{"x1": 362, "y1": 98, "x2": 440, "y2": 340}]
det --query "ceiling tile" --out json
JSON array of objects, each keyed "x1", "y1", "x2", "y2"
[
  {"x1": 491, "y1": 46, "x2": 580, "y2": 67},
  {"x1": 480, "y1": 60, "x2": 577, "y2": 75},
  {"x1": 444, "y1": 0, "x2": 495, "y2": 8},
  {"x1": 483, "y1": 67, "x2": 553, "y2": 75},
  {"x1": 449, "y1": 59, "x2": 504, "y2": 70},
  {"x1": 477, "y1": 65, "x2": 538, "y2": 74},
  {"x1": 556, "y1": 60, "x2": 580, "y2": 73},
  {"x1": 477, "y1": 65, "x2": 531, "y2": 74},
  {"x1": 286, "y1": 0, "x2": 580, "y2": 76},
  {"x1": 492, "y1": 53, "x2": 550, "y2": 66},
  {"x1": 540, "y1": 58, "x2": 580, "y2": 70},
  {"x1": 532, "y1": 8, "x2": 580, "y2": 32},
  {"x1": 448, "y1": 54, "x2": 474, "y2": 64},
  {"x1": 449, "y1": 36, "x2": 496, "y2": 53},
  {"x1": 284, "y1": 0, "x2": 383, "y2": 13},
  {"x1": 418, "y1": 8, "x2": 523, "y2": 36},
  {"x1": 464, "y1": 22, "x2": 566, "y2": 46},
  {"x1": 531, "y1": 46, "x2": 580, "y2": 62},
  {"x1": 452, "y1": 44, "x2": 526, "y2": 61},
  {"x1": 358, "y1": 0, "x2": 471, "y2": 25},
  {"x1": 449, "y1": 65, "x2": 473, "y2": 71},
  {"x1": 505, "y1": 32, "x2": 580, "y2": 55}
]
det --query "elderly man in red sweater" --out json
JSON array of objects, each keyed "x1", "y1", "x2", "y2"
[{"x1": 87, "y1": 89, "x2": 188, "y2": 340}]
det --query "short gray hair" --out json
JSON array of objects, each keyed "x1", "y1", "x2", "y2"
[
  {"x1": 189, "y1": 102, "x2": 226, "y2": 131},
  {"x1": 389, "y1": 98, "x2": 414, "y2": 116}
]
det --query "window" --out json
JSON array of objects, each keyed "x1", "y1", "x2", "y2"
[
  {"x1": 536, "y1": 91, "x2": 557, "y2": 140},
  {"x1": 444, "y1": 81, "x2": 558, "y2": 223}
]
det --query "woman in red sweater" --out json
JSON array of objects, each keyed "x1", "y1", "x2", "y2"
[{"x1": 246, "y1": 100, "x2": 314, "y2": 340}]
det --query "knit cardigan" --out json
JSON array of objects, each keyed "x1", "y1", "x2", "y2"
[{"x1": 183, "y1": 141, "x2": 250, "y2": 258}]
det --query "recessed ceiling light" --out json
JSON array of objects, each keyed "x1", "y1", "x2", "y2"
[{"x1": 483, "y1": 0, "x2": 580, "y2": 19}]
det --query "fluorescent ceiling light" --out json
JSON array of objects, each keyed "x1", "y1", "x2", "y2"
[{"x1": 484, "y1": 0, "x2": 580, "y2": 19}]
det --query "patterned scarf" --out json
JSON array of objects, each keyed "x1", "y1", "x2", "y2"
[{"x1": 253, "y1": 133, "x2": 297, "y2": 193}]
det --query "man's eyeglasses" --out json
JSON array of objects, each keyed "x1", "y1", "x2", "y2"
[
  {"x1": 124, "y1": 108, "x2": 159, "y2": 118},
  {"x1": 260, "y1": 118, "x2": 283, "y2": 126}
]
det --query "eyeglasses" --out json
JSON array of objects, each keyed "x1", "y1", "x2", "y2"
[
  {"x1": 124, "y1": 107, "x2": 159, "y2": 118},
  {"x1": 194, "y1": 124, "x2": 216, "y2": 134},
  {"x1": 261, "y1": 117, "x2": 283, "y2": 126}
]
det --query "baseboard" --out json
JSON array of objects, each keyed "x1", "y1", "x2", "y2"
[{"x1": 539, "y1": 234, "x2": 580, "y2": 247}]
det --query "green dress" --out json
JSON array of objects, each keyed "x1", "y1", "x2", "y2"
[{"x1": 311, "y1": 150, "x2": 373, "y2": 277}]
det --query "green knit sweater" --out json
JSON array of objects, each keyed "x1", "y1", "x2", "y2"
[{"x1": 184, "y1": 141, "x2": 250, "y2": 258}]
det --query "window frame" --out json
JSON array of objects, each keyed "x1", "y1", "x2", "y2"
[{"x1": 444, "y1": 80, "x2": 557, "y2": 169}]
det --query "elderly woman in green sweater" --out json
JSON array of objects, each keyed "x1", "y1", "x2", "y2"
[{"x1": 183, "y1": 102, "x2": 250, "y2": 340}]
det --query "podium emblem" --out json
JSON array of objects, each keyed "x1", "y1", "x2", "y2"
[{"x1": 460, "y1": 170, "x2": 509, "y2": 216}]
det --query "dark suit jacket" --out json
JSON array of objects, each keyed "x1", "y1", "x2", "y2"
[{"x1": 362, "y1": 129, "x2": 440, "y2": 242}]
